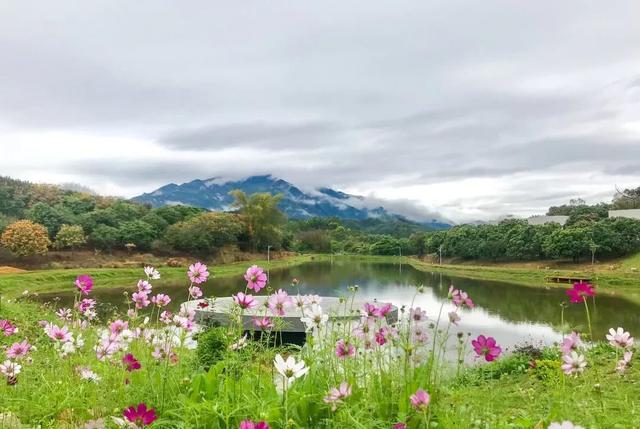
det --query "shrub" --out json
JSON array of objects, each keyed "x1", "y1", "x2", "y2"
[
  {"x1": 89, "y1": 224, "x2": 119, "y2": 252},
  {"x1": 195, "y1": 327, "x2": 228, "y2": 370},
  {"x1": 0, "y1": 219, "x2": 51, "y2": 256},
  {"x1": 54, "y1": 224, "x2": 86, "y2": 250}
]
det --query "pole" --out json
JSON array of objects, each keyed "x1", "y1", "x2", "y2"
[
  {"x1": 439, "y1": 245, "x2": 443, "y2": 265},
  {"x1": 267, "y1": 245, "x2": 272, "y2": 279}
]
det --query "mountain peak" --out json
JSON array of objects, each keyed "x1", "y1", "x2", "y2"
[{"x1": 132, "y1": 175, "x2": 450, "y2": 228}]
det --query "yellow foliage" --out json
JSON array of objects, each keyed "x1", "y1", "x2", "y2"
[{"x1": 0, "y1": 220, "x2": 51, "y2": 256}]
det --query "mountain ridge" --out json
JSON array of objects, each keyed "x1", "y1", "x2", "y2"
[{"x1": 132, "y1": 175, "x2": 450, "y2": 229}]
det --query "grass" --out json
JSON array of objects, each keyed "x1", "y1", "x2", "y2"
[{"x1": 0, "y1": 255, "x2": 316, "y2": 297}]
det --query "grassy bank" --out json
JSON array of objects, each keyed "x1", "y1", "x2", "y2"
[{"x1": 0, "y1": 254, "x2": 316, "y2": 297}]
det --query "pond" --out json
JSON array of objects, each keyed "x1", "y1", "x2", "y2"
[{"x1": 41, "y1": 260, "x2": 640, "y2": 351}]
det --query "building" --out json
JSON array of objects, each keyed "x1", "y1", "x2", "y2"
[
  {"x1": 608, "y1": 209, "x2": 640, "y2": 220},
  {"x1": 527, "y1": 215, "x2": 570, "y2": 226}
]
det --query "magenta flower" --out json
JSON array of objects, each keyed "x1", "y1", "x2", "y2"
[
  {"x1": 323, "y1": 381, "x2": 352, "y2": 411},
  {"x1": 267, "y1": 289, "x2": 293, "y2": 316},
  {"x1": 6, "y1": 340, "x2": 31, "y2": 359},
  {"x1": 253, "y1": 316, "x2": 274, "y2": 330},
  {"x1": 362, "y1": 302, "x2": 379, "y2": 318},
  {"x1": 0, "y1": 320, "x2": 17, "y2": 337},
  {"x1": 560, "y1": 332, "x2": 582, "y2": 355},
  {"x1": 244, "y1": 265, "x2": 268, "y2": 292},
  {"x1": 393, "y1": 424, "x2": 407, "y2": 429},
  {"x1": 472, "y1": 335, "x2": 502, "y2": 362},
  {"x1": 123, "y1": 403, "x2": 157, "y2": 426},
  {"x1": 132, "y1": 291, "x2": 150, "y2": 309},
  {"x1": 122, "y1": 353, "x2": 141, "y2": 372},
  {"x1": 375, "y1": 325, "x2": 398, "y2": 346},
  {"x1": 335, "y1": 339, "x2": 356, "y2": 359},
  {"x1": 566, "y1": 282, "x2": 595, "y2": 303},
  {"x1": 410, "y1": 388, "x2": 430, "y2": 410},
  {"x1": 189, "y1": 286, "x2": 203, "y2": 299},
  {"x1": 233, "y1": 292, "x2": 258, "y2": 310},
  {"x1": 239, "y1": 421, "x2": 270, "y2": 429},
  {"x1": 188, "y1": 262, "x2": 210, "y2": 284},
  {"x1": 137, "y1": 280, "x2": 152, "y2": 294},
  {"x1": 75, "y1": 274, "x2": 94, "y2": 295},
  {"x1": 77, "y1": 298, "x2": 96, "y2": 314},
  {"x1": 377, "y1": 302, "x2": 393, "y2": 318},
  {"x1": 151, "y1": 294, "x2": 172, "y2": 308},
  {"x1": 45, "y1": 324, "x2": 72, "y2": 342}
]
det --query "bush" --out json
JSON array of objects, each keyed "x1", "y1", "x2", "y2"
[
  {"x1": 195, "y1": 327, "x2": 228, "y2": 370},
  {"x1": 0, "y1": 219, "x2": 51, "y2": 256},
  {"x1": 89, "y1": 224, "x2": 119, "y2": 252},
  {"x1": 54, "y1": 224, "x2": 86, "y2": 250}
]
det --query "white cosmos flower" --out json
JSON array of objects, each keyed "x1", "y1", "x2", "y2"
[
  {"x1": 561, "y1": 352, "x2": 587, "y2": 376},
  {"x1": 144, "y1": 266, "x2": 161, "y2": 280},
  {"x1": 300, "y1": 304, "x2": 328, "y2": 333},
  {"x1": 0, "y1": 360, "x2": 21, "y2": 377},
  {"x1": 606, "y1": 327, "x2": 634, "y2": 349},
  {"x1": 274, "y1": 354, "x2": 308, "y2": 391}
]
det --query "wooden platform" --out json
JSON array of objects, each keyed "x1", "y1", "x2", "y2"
[
  {"x1": 544, "y1": 276, "x2": 592, "y2": 284},
  {"x1": 182, "y1": 296, "x2": 398, "y2": 333}
]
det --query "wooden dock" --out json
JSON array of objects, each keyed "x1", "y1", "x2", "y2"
[{"x1": 544, "y1": 276, "x2": 592, "y2": 284}]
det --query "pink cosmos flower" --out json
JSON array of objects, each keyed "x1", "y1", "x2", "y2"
[
  {"x1": 616, "y1": 350, "x2": 633, "y2": 373},
  {"x1": 122, "y1": 353, "x2": 141, "y2": 372},
  {"x1": 335, "y1": 339, "x2": 356, "y2": 359},
  {"x1": 267, "y1": 289, "x2": 293, "y2": 316},
  {"x1": 45, "y1": 324, "x2": 72, "y2": 342},
  {"x1": 151, "y1": 294, "x2": 172, "y2": 308},
  {"x1": 566, "y1": 282, "x2": 595, "y2": 303},
  {"x1": 123, "y1": 403, "x2": 157, "y2": 426},
  {"x1": 253, "y1": 316, "x2": 274, "y2": 330},
  {"x1": 137, "y1": 280, "x2": 152, "y2": 294},
  {"x1": 449, "y1": 286, "x2": 474, "y2": 308},
  {"x1": 132, "y1": 291, "x2": 150, "y2": 309},
  {"x1": 410, "y1": 388, "x2": 430, "y2": 410},
  {"x1": 472, "y1": 335, "x2": 502, "y2": 362},
  {"x1": 160, "y1": 311, "x2": 173, "y2": 324},
  {"x1": 109, "y1": 320, "x2": 128, "y2": 335},
  {"x1": 189, "y1": 286, "x2": 203, "y2": 299},
  {"x1": 239, "y1": 421, "x2": 270, "y2": 429},
  {"x1": 606, "y1": 327, "x2": 634, "y2": 349},
  {"x1": 352, "y1": 317, "x2": 375, "y2": 339},
  {"x1": 375, "y1": 325, "x2": 398, "y2": 346},
  {"x1": 77, "y1": 298, "x2": 96, "y2": 314},
  {"x1": 188, "y1": 262, "x2": 210, "y2": 284},
  {"x1": 75, "y1": 274, "x2": 94, "y2": 295},
  {"x1": 560, "y1": 331, "x2": 582, "y2": 355},
  {"x1": 561, "y1": 351, "x2": 587, "y2": 376},
  {"x1": 393, "y1": 424, "x2": 407, "y2": 429},
  {"x1": 410, "y1": 307, "x2": 427, "y2": 323},
  {"x1": 233, "y1": 292, "x2": 258, "y2": 310},
  {"x1": 244, "y1": 265, "x2": 267, "y2": 292},
  {"x1": 323, "y1": 381, "x2": 352, "y2": 411},
  {"x1": 6, "y1": 340, "x2": 31, "y2": 359},
  {"x1": 377, "y1": 302, "x2": 393, "y2": 318},
  {"x1": 0, "y1": 320, "x2": 17, "y2": 337},
  {"x1": 448, "y1": 311, "x2": 461, "y2": 325},
  {"x1": 56, "y1": 308, "x2": 73, "y2": 321},
  {"x1": 362, "y1": 302, "x2": 379, "y2": 318},
  {"x1": 411, "y1": 325, "x2": 428, "y2": 344}
]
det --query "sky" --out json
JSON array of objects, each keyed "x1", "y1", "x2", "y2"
[{"x1": 1, "y1": 1, "x2": 639, "y2": 222}]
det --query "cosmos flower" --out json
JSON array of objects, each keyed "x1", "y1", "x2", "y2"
[
  {"x1": 45, "y1": 324, "x2": 73, "y2": 342},
  {"x1": 448, "y1": 311, "x2": 461, "y2": 325},
  {"x1": 335, "y1": 339, "x2": 356, "y2": 359},
  {"x1": 548, "y1": 421, "x2": 584, "y2": 429},
  {"x1": 606, "y1": 327, "x2": 634, "y2": 349},
  {"x1": 560, "y1": 332, "x2": 582, "y2": 355},
  {"x1": 6, "y1": 340, "x2": 31, "y2": 359},
  {"x1": 244, "y1": 265, "x2": 268, "y2": 292},
  {"x1": 151, "y1": 294, "x2": 172, "y2": 308},
  {"x1": 75, "y1": 274, "x2": 94, "y2": 295},
  {"x1": 77, "y1": 366, "x2": 101, "y2": 383},
  {"x1": 268, "y1": 289, "x2": 293, "y2": 316},
  {"x1": 137, "y1": 280, "x2": 152, "y2": 294},
  {"x1": 144, "y1": 266, "x2": 161, "y2": 280},
  {"x1": 616, "y1": 350, "x2": 633, "y2": 373},
  {"x1": 561, "y1": 351, "x2": 587, "y2": 376},
  {"x1": 273, "y1": 354, "x2": 308, "y2": 391},
  {"x1": 189, "y1": 286, "x2": 203, "y2": 299},
  {"x1": 472, "y1": 335, "x2": 502, "y2": 362},
  {"x1": 300, "y1": 304, "x2": 328, "y2": 333},
  {"x1": 188, "y1": 262, "x2": 210, "y2": 284},
  {"x1": 122, "y1": 403, "x2": 157, "y2": 427},
  {"x1": 122, "y1": 353, "x2": 141, "y2": 372},
  {"x1": 448, "y1": 286, "x2": 474, "y2": 309},
  {"x1": 132, "y1": 291, "x2": 150, "y2": 309},
  {"x1": 0, "y1": 320, "x2": 17, "y2": 336},
  {"x1": 323, "y1": 381, "x2": 352, "y2": 411},
  {"x1": 233, "y1": 292, "x2": 258, "y2": 310},
  {"x1": 239, "y1": 421, "x2": 270, "y2": 429},
  {"x1": 410, "y1": 388, "x2": 430, "y2": 411},
  {"x1": 566, "y1": 282, "x2": 595, "y2": 303},
  {"x1": 409, "y1": 307, "x2": 427, "y2": 323},
  {"x1": 253, "y1": 316, "x2": 274, "y2": 330}
]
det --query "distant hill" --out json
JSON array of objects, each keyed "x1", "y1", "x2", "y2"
[{"x1": 132, "y1": 175, "x2": 451, "y2": 229}]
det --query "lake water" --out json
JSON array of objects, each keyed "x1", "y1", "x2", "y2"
[{"x1": 41, "y1": 260, "x2": 640, "y2": 351}]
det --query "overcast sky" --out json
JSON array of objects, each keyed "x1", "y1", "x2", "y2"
[{"x1": 1, "y1": 1, "x2": 639, "y2": 222}]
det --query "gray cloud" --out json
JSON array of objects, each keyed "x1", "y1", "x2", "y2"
[{"x1": 0, "y1": 0, "x2": 639, "y2": 221}]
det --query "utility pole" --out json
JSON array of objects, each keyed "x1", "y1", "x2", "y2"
[
  {"x1": 267, "y1": 245, "x2": 272, "y2": 279},
  {"x1": 439, "y1": 245, "x2": 443, "y2": 265}
]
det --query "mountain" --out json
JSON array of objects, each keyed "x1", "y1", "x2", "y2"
[{"x1": 132, "y1": 175, "x2": 451, "y2": 229}]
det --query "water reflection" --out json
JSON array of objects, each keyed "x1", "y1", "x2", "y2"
[{"x1": 39, "y1": 260, "x2": 640, "y2": 350}]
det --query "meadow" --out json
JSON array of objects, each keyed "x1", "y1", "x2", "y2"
[{"x1": 0, "y1": 261, "x2": 638, "y2": 428}]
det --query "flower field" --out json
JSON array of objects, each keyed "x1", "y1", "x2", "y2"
[{"x1": 0, "y1": 263, "x2": 638, "y2": 428}]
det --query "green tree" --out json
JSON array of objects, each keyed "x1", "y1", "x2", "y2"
[
  {"x1": 542, "y1": 226, "x2": 592, "y2": 262},
  {"x1": 296, "y1": 229, "x2": 331, "y2": 253},
  {"x1": 0, "y1": 220, "x2": 51, "y2": 256},
  {"x1": 229, "y1": 190, "x2": 286, "y2": 251},
  {"x1": 26, "y1": 202, "x2": 69, "y2": 237},
  {"x1": 117, "y1": 220, "x2": 157, "y2": 251},
  {"x1": 164, "y1": 212, "x2": 244, "y2": 256},
  {"x1": 54, "y1": 224, "x2": 87, "y2": 251},
  {"x1": 89, "y1": 224, "x2": 119, "y2": 252}
]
